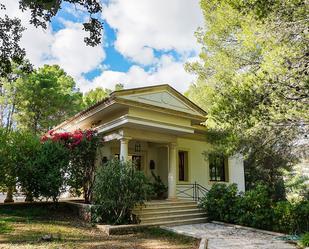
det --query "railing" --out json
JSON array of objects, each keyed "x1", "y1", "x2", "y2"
[{"x1": 176, "y1": 182, "x2": 209, "y2": 202}]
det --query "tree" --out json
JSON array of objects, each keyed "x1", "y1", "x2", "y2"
[
  {"x1": 0, "y1": 15, "x2": 25, "y2": 77},
  {"x1": 83, "y1": 83, "x2": 124, "y2": 108},
  {"x1": 0, "y1": 60, "x2": 33, "y2": 130},
  {"x1": 0, "y1": 128, "x2": 16, "y2": 202},
  {"x1": 185, "y1": 0, "x2": 308, "y2": 196},
  {"x1": 19, "y1": 0, "x2": 103, "y2": 46},
  {"x1": 14, "y1": 65, "x2": 83, "y2": 134},
  {"x1": 83, "y1": 87, "x2": 111, "y2": 108},
  {"x1": 1, "y1": 0, "x2": 103, "y2": 76},
  {"x1": 16, "y1": 139, "x2": 69, "y2": 202}
]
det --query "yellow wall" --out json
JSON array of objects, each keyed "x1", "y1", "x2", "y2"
[
  {"x1": 128, "y1": 107, "x2": 191, "y2": 127},
  {"x1": 176, "y1": 138, "x2": 211, "y2": 187},
  {"x1": 176, "y1": 137, "x2": 245, "y2": 191}
]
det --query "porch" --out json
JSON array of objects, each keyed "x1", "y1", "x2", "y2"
[{"x1": 98, "y1": 128, "x2": 180, "y2": 200}]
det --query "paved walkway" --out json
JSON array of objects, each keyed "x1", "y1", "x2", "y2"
[{"x1": 163, "y1": 223, "x2": 297, "y2": 249}]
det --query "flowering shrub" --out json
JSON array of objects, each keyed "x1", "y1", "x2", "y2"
[
  {"x1": 41, "y1": 129, "x2": 96, "y2": 148},
  {"x1": 42, "y1": 129, "x2": 102, "y2": 203}
]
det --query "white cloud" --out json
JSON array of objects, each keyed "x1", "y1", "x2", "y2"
[
  {"x1": 49, "y1": 21, "x2": 105, "y2": 78},
  {"x1": 80, "y1": 55, "x2": 197, "y2": 93},
  {"x1": 0, "y1": 1, "x2": 105, "y2": 78},
  {"x1": 102, "y1": 0, "x2": 203, "y2": 64}
]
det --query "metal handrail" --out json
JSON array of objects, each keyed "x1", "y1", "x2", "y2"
[{"x1": 176, "y1": 182, "x2": 209, "y2": 202}]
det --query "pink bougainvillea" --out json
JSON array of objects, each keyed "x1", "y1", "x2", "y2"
[
  {"x1": 41, "y1": 128, "x2": 102, "y2": 203},
  {"x1": 41, "y1": 129, "x2": 97, "y2": 149}
]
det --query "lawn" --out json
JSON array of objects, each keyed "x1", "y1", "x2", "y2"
[{"x1": 0, "y1": 203, "x2": 199, "y2": 249}]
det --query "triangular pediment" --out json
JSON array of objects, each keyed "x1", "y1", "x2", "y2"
[{"x1": 117, "y1": 89, "x2": 206, "y2": 117}]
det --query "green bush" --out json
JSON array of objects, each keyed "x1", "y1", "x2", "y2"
[
  {"x1": 199, "y1": 183, "x2": 239, "y2": 223},
  {"x1": 299, "y1": 233, "x2": 309, "y2": 247},
  {"x1": 273, "y1": 201, "x2": 295, "y2": 233},
  {"x1": 200, "y1": 183, "x2": 309, "y2": 234},
  {"x1": 150, "y1": 171, "x2": 167, "y2": 199},
  {"x1": 274, "y1": 200, "x2": 309, "y2": 234},
  {"x1": 236, "y1": 185, "x2": 274, "y2": 230},
  {"x1": 16, "y1": 139, "x2": 69, "y2": 201},
  {"x1": 92, "y1": 159, "x2": 152, "y2": 224}
]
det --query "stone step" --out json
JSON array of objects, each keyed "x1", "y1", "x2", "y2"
[
  {"x1": 144, "y1": 200, "x2": 196, "y2": 206},
  {"x1": 140, "y1": 212, "x2": 206, "y2": 224},
  {"x1": 134, "y1": 204, "x2": 198, "y2": 213},
  {"x1": 136, "y1": 208, "x2": 202, "y2": 218},
  {"x1": 141, "y1": 217, "x2": 208, "y2": 226}
]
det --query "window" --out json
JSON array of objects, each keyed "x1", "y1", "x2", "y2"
[
  {"x1": 178, "y1": 151, "x2": 188, "y2": 181},
  {"x1": 209, "y1": 154, "x2": 228, "y2": 182}
]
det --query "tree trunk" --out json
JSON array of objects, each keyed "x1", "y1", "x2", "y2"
[
  {"x1": 4, "y1": 186, "x2": 14, "y2": 203},
  {"x1": 25, "y1": 192, "x2": 34, "y2": 202}
]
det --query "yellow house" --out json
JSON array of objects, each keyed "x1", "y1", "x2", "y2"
[{"x1": 53, "y1": 84, "x2": 245, "y2": 200}]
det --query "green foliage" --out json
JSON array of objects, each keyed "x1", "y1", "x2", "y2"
[
  {"x1": 0, "y1": 129, "x2": 16, "y2": 189},
  {"x1": 299, "y1": 233, "x2": 309, "y2": 247},
  {"x1": 83, "y1": 87, "x2": 110, "y2": 108},
  {"x1": 150, "y1": 171, "x2": 167, "y2": 199},
  {"x1": 14, "y1": 132, "x2": 69, "y2": 201},
  {"x1": 199, "y1": 183, "x2": 239, "y2": 223},
  {"x1": 14, "y1": 65, "x2": 83, "y2": 134},
  {"x1": 64, "y1": 130, "x2": 102, "y2": 204},
  {"x1": 0, "y1": 221, "x2": 13, "y2": 234},
  {"x1": 201, "y1": 183, "x2": 309, "y2": 234},
  {"x1": 0, "y1": 129, "x2": 70, "y2": 201},
  {"x1": 83, "y1": 84, "x2": 124, "y2": 108},
  {"x1": 26, "y1": 141, "x2": 69, "y2": 201},
  {"x1": 186, "y1": 0, "x2": 308, "y2": 200},
  {"x1": 237, "y1": 185, "x2": 274, "y2": 230},
  {"x1": 1, "y1": 0, "x2": 103, "y2": 76},
  {"x1": 92, "y1": 159, "x2": 152, "y2": 224}
]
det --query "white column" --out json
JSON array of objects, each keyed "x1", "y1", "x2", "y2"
[
  {"x1": 168, "y1": 143, "x2": 177, "y2": 199},
  {"x1": 119, "y1": 137, "x2": 130, "y2": 161}
]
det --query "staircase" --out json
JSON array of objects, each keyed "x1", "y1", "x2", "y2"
[{"x1": 132, "y1": 199, "x2": 207, "y2": 226}]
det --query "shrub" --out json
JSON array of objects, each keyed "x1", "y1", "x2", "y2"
[
  {"x1": 42, "y1": 129, "x2": 103, "y2": 203},
  {"x1": 92, "y1": 159, "x2": 152, "y2": 224},
  {"x1": 199, "y1": 183, "x2": 239, "y2": 223},
  {"x1": 236, "y1": 185, "x2": 274, "y2": 230},
  {"x1": 201, "y1": 183, "x2": 309, "y2": 234},
  {"x1": 293, "y1": 200, "x2": 309, "y2": 234},
  {"x1": 16, "y1": 139, "x2": 69, "y2": 201},
  {"x1": 299, "y1": 233, "x2": 309, "y2": 247},
  {"x1": 274, "y1": 200, "x2": 309, "y2": 234},
  {"x1": 273, "y1": 201, "x2": 295, "y2": 233},
  {"x1": 150, "y1": 171, "x2": 167, "y2": 199}
]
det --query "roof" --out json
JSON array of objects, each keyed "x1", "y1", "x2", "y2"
[{"x1": 52, "y1": 84, "x2": 207, "y2": 131}]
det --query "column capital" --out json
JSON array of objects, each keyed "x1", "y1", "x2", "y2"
[
  {"x1": 118, "y1": 136, "x2": 132, "y2": 142},
  {"x1": 169, "y1": 142, "x2": 177, "y2": 149}
]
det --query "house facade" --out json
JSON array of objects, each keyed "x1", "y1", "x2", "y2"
[{"x1": 53, "y1": 84, "x2": 245, "y2": 199}]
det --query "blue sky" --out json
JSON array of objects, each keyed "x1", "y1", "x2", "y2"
[{"x1": 1, "y1": 0, "x2": 204, "y2": 93}]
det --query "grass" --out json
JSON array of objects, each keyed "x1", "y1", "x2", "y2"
[
  {"x1": 0, "y1": 203, "x2": 199, "y2": 249},
  {"x1": 142, "y1": 227, "x2": 196, "y2": 245}
]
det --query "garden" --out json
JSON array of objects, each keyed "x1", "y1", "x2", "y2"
[
  {"x1": 0, "y1": 128, "x2": 200, "y2": 248},
  {"x1": 199, "y1": 183, "x2": 309, "y2": 248},
  {"x1": 0, "y1": 128, "x2": 162, "y2": 224}
]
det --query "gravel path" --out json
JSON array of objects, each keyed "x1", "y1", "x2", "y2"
[{"x1": 163, "y1": 223, "x2": 297, "y2": 249}]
